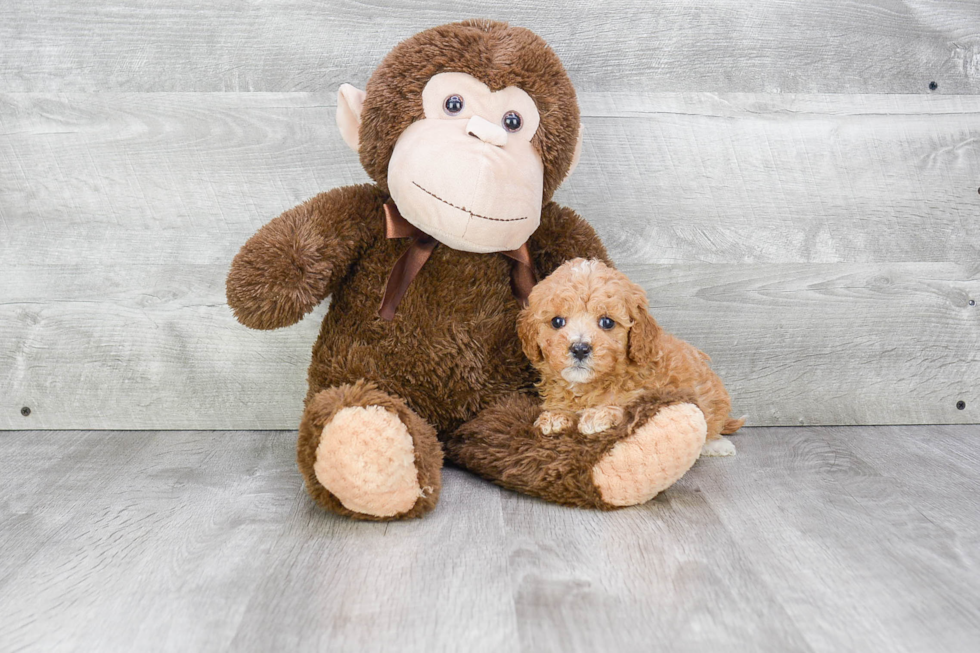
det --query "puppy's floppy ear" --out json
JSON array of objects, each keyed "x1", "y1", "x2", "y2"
[
  {"x1": 626, "y1": 284, "x2": 662, "y2": 366},
  {"x1": 517, "y1": 308, "x2": 544, "y2": 365}
]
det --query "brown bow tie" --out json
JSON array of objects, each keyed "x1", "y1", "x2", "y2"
[{"x1": 379, "y1": 200, "x2": 537, "y2": 321}]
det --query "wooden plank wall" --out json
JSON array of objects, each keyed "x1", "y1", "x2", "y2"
[{"x1": 2, "y1": 1, "x2": 979, "y2": 429}]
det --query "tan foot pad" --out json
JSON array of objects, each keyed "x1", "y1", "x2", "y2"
[
  {"x1": 313, "y1": 405, "x2": 421, "y2": 517},
  {"x1": 592, "y1": 403, "x2": 707, "y2": 507}
]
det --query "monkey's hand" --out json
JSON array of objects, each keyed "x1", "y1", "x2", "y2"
[
  {"x1": 578, "y1": 406, "x2": 625, "y2": 435},
  {"x1": 535, "y1": 410, "x2": 574, "y2": 436},
  {"x1": 226, "y1": 186, "x2": 377, "y2": 330}
]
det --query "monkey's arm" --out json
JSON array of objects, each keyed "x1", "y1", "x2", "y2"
[
  {"x1": 528, "y1": 202, "x2": 613, "y2": 279},
  {"x1": 226, "y1": 184, "x2": 382, "y2": 330}
]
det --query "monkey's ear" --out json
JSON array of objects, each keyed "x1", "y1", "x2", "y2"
[
  {"x1": 563, "y1": 123, "x2": 584, "y2": 182},
  {"x1": 336, "y1": 84, "x2": 366, "y2": 152}
]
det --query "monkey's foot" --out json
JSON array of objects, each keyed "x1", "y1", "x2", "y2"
[
  {"x1": 314, "y1": 406, "x2": 425, "y2": 517},
  {"x1": 297, "y1": 381, "x2": 442, "y2": 520},
  {"x1": 592, "y1": 403, "x2": 706, "y2": 507}
]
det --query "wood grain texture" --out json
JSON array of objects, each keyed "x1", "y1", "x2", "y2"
[
  {"x1": 501, "y1": 481, "x2": 813, "y2": 652},
  {"x1": 0, "y1": 430, "x2": 516, "y2": 653},
  {"x1": 696, "y1": 426, "x2": 980, "y2": 652},
  {"x1": 624, "y1": 263, "x2": 979, "y2": 426},
  {"x1": 576, "y1": 93, "x2": 980, "y2": 266},
  {"x1": 2, "y1": 92, "x2": 979, "y2": 428},
  {"x1": 845, "y1": 425, "x2": 980, "y2": 549},
  {"x1": 1, "y1": 261, "x2": 975, "y2": 429},
  {"x1": 3, "y1": 92, "x2": 978, "y2": 267},
  {"x1": 2, "y1": 426, "x2": 979, "y2": 652},
  {"x1": 2, "y1": 1, "x2": 979, "y2": 94}
]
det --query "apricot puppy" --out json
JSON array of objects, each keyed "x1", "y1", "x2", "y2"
[{"x1": 518, "y1": 259, "x2": 743, "y2": 456}]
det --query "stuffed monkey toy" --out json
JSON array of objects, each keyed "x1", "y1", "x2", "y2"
[{"x1": 227, "y1": 20, "x2": 708, "y2": 520}]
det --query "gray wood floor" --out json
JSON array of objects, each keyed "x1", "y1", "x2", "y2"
[{"x1": 1, "y1": 426, "x2": 979, "y2": 652}]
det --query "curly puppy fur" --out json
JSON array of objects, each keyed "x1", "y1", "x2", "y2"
[{"x1": 518, "y1": 259, "x2": 744, "y2": 442}]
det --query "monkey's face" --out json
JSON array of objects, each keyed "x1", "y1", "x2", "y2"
[{"x1": 386, "y1": 73, "x2": 544, "y2": 253}]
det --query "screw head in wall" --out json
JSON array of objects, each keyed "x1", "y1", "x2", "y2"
[
  {"x1": 956, "y1": 401, "x2": 966, "y2": 410},
  {"x1": 20, "y1": 406, "x2": 31, "y2": 416},
  {"x1": 929, "y1": 81, "x2": 938, "y2": 91}
]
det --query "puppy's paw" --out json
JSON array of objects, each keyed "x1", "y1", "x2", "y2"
[
  {"x1": 578, "y1": 406, "x2": 625, "y2": 435},
  {"x1": 700, "y1": 437, "x2": 736, "y2": 457},
  {"x1": 535, "y1": 410, "x2": 573, "y2": 435}
]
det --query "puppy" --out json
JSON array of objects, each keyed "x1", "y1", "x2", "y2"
[{"x1": 518, "y1": 259, "x2": 743, "y2": 456}]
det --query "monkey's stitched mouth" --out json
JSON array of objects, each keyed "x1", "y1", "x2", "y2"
[{"x1": 412, "y1": 181, "x2": 527, "y2": 223}]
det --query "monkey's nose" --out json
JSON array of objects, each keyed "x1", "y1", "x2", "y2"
[
  {"x1": 466, "y1": 115, "x2": 508, "y2": 147},
  {"x1": 569, "y1": 342, "x2": 592, "y2": 361}
]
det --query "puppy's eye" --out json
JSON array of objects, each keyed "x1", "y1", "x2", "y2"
[
  {"x1": 598, "y1": 317, "x2": 615, "y2": 330},
  {"x1": 551, "y1": 317, "x2": 566, "y2": 329}
]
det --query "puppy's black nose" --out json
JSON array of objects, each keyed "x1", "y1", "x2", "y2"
[{"x1": 570, "y1": 342, "x2": 592, "y2": 361}]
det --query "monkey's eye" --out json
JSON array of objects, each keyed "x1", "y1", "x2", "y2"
[
  {"x1": 502, "y1": 111, "x2": 523, "y2": 132},
  {"x1": 551, "y1": 317, "x2": 566, "y2": 329},
  {"x1": 598, "y1": 317, "x2": 615, "y2": 330},
  {"x1": 444, "y1": 95, "x2": 464, "y2": 115}
]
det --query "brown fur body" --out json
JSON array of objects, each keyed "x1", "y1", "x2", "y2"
[
  {"x1": 227, "y1": 178, "x2": 612, "y2": 516},
  {"x1": 234, "y1": 183, "x2": 610, "y2": 434}
]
